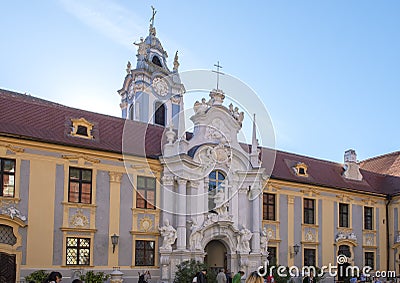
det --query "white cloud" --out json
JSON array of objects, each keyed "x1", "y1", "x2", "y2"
[{"x1": 58, "y1": 0, "x2": 146, "y2": 49}]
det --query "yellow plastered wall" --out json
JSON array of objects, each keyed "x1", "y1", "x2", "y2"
[
  {"x1": 321, "y1": 198, "x2": 335, "y2": 266},
  {"x1": 26, "y1": 159, "x2": 56, "y2": 267},
  {"x1": 108, "y1": 172, "x2": 122, "y2": 267},
  {"x1": 378, "y1": 205, "x2": 387, "y2": 270}
]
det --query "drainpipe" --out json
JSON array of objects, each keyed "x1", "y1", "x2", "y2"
[{"x1": 386, "y1": 194, "x2": 392, "y2": 271}]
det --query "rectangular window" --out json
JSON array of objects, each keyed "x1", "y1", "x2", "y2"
[
  {"x1": 68, "y1": 167, "x2": 92, "y2": 204},
  {"x1": 136, "y1": 176, "x2": 156, "y2": 209},
  {"x1": 267, "y1": 246, "x2": 277, "y2": 265},
  {"x1": 66, "y1": 237, "x2": 90, "y2": 265},
  {"x1": 304, "y1": 248, "x2": 316, "y2": 266},
  {"x1": 339, "y1": 203, "x2": 349, "y2": 228},
  {"x1": 263, "y1": 193, "x2": 276, "y2": 221},
  {"x1": 365, "y1": 252, "x2": 374, "y2": 270},
  {"x1": 304, "y1": 198, "x2": 315, "y2": 224},
  {"x1": 364, "y1": 207, "x2": 373, "y2": 230},
  {"x1": 0, "y1": 158, "x2": 16, "y2": 197},
  {"x1": 135, "y1": 240, "x2": 155, "y2": 266}
]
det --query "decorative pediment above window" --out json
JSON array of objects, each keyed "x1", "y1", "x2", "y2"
[
  {"x1": 71, "y1": 118, "x2": 94, "y2": 139},
  {"x1": 62, "y1": 154, "x2": 100, "y2": 166},
  {"x1": 336, "y1": 194, "x2": 353, "y2": 203},
  {"x1": 0, "y1": 143, "x2": 24, "y2": 155},
  {"x1": 361, "y1": 197, "x2": 378, "y2": 206},
  {"x1": 293, "y1": 162, "x2": 308, "y2": 177},
  {"x1": 265, "y1": 183, "x2": 280, "y2": 193},
  {"x1": 335, "y1": 230, "x2": 357, "y2": 244},
  {"x1": 301, "y1": 188, "x2": 320, "y2": 197}
]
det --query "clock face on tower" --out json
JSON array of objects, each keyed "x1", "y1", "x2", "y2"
[{"x1": 152, "y1": 77, "x2": 168, "y2": 96}]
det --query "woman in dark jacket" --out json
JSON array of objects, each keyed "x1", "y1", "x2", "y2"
[
  {"x1": 44, "y1": 271, "x2": 62, "y2": 283},
  {"x1": 196, "y1": 269, "x2": 207, "y2": 283}
]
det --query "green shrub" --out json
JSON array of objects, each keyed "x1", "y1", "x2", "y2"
[
  {"x1": 80, "y1": 271, "x2": 110, "y2": 283},
  {"x1": 25, "y1": 270, "x2": 49, "y2": 283},
  {"x1": 174, "y1": 259, "x2": 217, "y2": 283}
]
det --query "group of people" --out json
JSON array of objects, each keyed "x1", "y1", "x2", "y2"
[
  {"x1": 194, "y1": 269, "x2": 265, "y2": 283},
  {"x1": 31, "y1": 271, "x2": 82, "y2": 283},
  {"x1": 28, "y1": 270, "x2": 152, "y2": 283},
  {"x1": 138, "y1": 270, "x2": 152, "y2": 283}
]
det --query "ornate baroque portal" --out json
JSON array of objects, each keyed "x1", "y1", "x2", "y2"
[{"x1": 158, "y1": 89, "x2": 268, "y2": 282}]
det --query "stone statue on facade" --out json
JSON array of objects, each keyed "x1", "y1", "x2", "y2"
[
  {"x1": 260, "y1": 227, "x2": 269, "y2": 254},
  {"x1": 159, "y1": 219, "x2": 177, "y2": 251},
  {"x1": 348, "y1": 232, "x2": 357, "y2": 241},
  {"x1": 193, "y1": 98, "x2": 209, "y2": 114},
  {"x1": 2, "y1": 205, "x2": 26, "y2": 221},
  {"x1": 396, "y1": 234, "x2": 400, "y2": 244},
  {"x1": 237, "y1": 225, "x2": 252, "y2": 253},
  {"x1": 188, "y1": 218, "x2": 203, "y2": 251},
  {"x1": 134, "y1": 37, "x2": 147, "y2": 56},
  {"x1": 126, "y1": 61, "x2": 131, "y2": 74},
  {"x1": 335, "y1": 231, "x2": 346, "y2": 242},
  {"x1": 211, "y1": 188, "x2": 228, "y2": 216}
]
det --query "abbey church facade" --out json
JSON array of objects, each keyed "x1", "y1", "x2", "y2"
[{"x1": 1, "y1": 10, "x2": 400, "y2": 283}]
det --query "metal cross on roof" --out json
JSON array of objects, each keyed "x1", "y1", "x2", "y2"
[
  {"x1": 150, "y1": 6, "x2": 157, "y2": 27},
  {"x1": 212, "y1": 61, "x2": 224, "y2": 90}
]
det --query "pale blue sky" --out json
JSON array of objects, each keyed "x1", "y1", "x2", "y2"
[{"x1": 1, "y1": 0, "x2": 399, "y2": 163}]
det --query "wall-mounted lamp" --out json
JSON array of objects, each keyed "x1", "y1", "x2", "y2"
[
  {"x1": 293, "y1": 244, "x2": 300, "y2": 255},
  {"x1": 111, "y1": 234, "x2": 119, "y2": 253}
]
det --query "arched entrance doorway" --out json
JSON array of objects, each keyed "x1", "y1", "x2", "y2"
[
  {"x1": 205, "y1": 240, "x2": 227, "y2": 273},
  {"x1": 337, "y1": 244, "x2": 352, "y2": 282}
]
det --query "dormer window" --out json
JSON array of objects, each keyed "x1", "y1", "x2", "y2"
[
  {"x1": 71, "y1": 118, "x2": 94, "y2": 139},
  {"x1": 76, "y1": 125, "x2": 88, "y2": 136},
  {"x1": 294, "y1": 162, "x2": 308, "y2": 177}
]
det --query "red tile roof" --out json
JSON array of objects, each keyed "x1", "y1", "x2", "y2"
[
  {"x1": 360, "y1": 151, "x2": 400, "y2": 177},
  {"x1": 1, "y1": 89, "x2": 399, "y2": 195},
  {"x1": 265, "y1": 148, "x2": 400, "y2": 195},
  {"x1": 0, "y1": 89, "x2": 164, "y2": 157}
]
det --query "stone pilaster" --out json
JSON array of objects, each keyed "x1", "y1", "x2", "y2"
[
  {"x1": 251, "y1": 187, "x2": 261, "y2": 254},
  {"x1": 161, "y1": 174, "x2": 175, "y2": 224},
  {"x1": 160, "y1": 252, "x2": 172, "y2": 283},
  {"x1": 238, "y1": 186, "x2": 248, "y2": 227},
  {"x1": 108, "y1": 172, "x2": 123, "y2": 267},
  {"x1": 176, "y1": 178, "x2": 187, "y2": 250}
]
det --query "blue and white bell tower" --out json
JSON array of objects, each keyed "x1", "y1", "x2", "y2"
[{"x1": 118, "y1": 7, "x2": 185, "y2": 129}]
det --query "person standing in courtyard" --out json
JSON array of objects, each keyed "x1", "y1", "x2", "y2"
[
  {"x1": 245, "y1": 271, "x2": 264, "y2": 283},
  {"x1": 196, "y1": 268, "x2": 208, "y2": 283},
  {"x1": 303, "y1": 271, "x2": 314, "y2": 283},
  {"x1": 144, "y1": 270, "x2": 151, "y2": 282},
  {"x1": 44, "y1": 271, "x2": 62, "y2": 283},
  {"x1": 217, "y1": 268, "x2": 227, "y2": 283},
  {"x1": 233, "y1": 271, "x2": 245, "y2": 283},
  {"x1": 226, "y1": 269, "x2": 233, "y2": 283}
]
